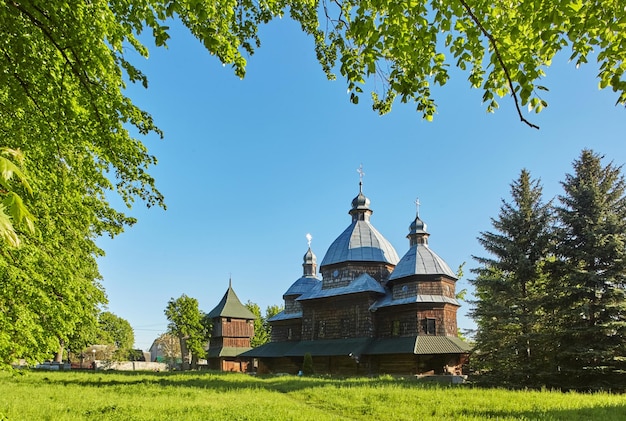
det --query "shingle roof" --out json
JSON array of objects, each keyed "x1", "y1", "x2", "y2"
[
  {"x1": 206, "y1": 284, "x2": 257, "y2": 320},
  {"x1": 389, "y1": 244, "x2": 456, "y2": 280},
  {"x1": 320, "y1": 220, "x2": 400, "y2": 267},
  {"x1": 297, "y1": 273, "x2": 385, "y2": 301}
]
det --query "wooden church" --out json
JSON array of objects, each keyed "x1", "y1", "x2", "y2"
[{"x1": 241, "y1": 181, "x2": 471, "y2": 375}]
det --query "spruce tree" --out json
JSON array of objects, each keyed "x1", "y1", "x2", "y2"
[
  {"x1": 551, "y1": 150, "x2": 626, "y2": 390},
  {"x1": 470, "y1": 169, "x2": 553, "y2": 387}
]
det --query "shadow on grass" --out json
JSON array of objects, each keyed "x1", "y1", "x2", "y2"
[
  {"x1": 457, "y1": 404, "x2": 626, "y2": 421},
  {"x1": 27, "y1": 369, "x2": 452, "y2": 394},
  {"x1": 15, "y1": 370, "x2": 626, "y2": 420}
]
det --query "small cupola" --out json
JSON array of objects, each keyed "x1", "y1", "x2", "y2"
[
  {"x1": 302, "y1": 233, "x2": 317, "y2": 277},
  {"x1": 349, "y1": 172, "x2": 373, "y2": 222},
  {"x1": 408, "y1": 199, "x2": 430, "y2": 246}
]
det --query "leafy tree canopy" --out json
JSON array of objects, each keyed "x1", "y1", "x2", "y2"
[
  {"x1": 97, "y1": 311, "x2": 134, "y2": 353},
  {"x1": 2, "y1": 0, "x2": 624, "y2": 366},
  {"x1": 246, "y1": 301, "x2": 283, "y2": 348},
  {"x1": 165, "y1": 294, "x2": 207, "y2": 369},
  {"x1": 314, "y1": 0, "x2": 626, "y2": 127}
]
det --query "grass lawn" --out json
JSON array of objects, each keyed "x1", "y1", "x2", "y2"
[{"x1": 0, "y1": 370, "x2": 623, "y2": 420}]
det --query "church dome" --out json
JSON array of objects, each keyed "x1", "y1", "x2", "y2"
[
  {"x1": 389, "y1": 213, "x2": 455, "y2": 280},
  {"x1": 321, "y1": 185, "x2": 399, "y2": 267}
]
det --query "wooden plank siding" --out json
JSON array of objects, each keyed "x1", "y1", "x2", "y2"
[
  {"x1": 301, "y1": 294, "x2": 378, "y2": 340},
  {"x1": 319, "y1": 262, "x2": 395, "y2": 289},
  {"x1": 271, "y1": 320, "x2": 302, "y2": 342},
  {"x1": 213, "y1": 318, "x2": 254, "y2": 338}
]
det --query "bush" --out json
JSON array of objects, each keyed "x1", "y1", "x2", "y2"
[{"x1": 302, "y1": 353, "x2": 314, "y2": 376}]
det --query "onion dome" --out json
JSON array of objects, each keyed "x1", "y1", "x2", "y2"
[
  {"x1": 284, "y1": 237, "x2": 320, "y2": 298},
  {"x1": 389, "y1": 212, "x2": 455, "y2": 280},
  {"x1": 321, "y1": 183, "x2": 399, "y2": 267}
]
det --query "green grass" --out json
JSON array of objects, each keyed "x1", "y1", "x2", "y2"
[{"x1": 0, "y1": 370, "x2": 623, "y2": 420}]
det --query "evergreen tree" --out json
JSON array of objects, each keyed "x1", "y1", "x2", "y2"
[
  {"x1": 470, "y1": 169, "x2": 553, "y2": 387},
  {"x1": 550, "y1": 150, "x2": 626, "y2": 390}
]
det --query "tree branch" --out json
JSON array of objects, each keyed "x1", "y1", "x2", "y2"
[{"x1": 458, "y1": 0, "x2": 540, "y2": 129}]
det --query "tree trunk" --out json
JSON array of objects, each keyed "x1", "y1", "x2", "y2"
[
  {"x1": 54, "y1": 340, "x2": 65, "y2": 363},
  {"x1": 179, "y1": 336, "x2": 190, "y2": 370}
]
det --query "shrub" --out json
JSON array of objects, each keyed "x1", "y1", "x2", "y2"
[{"x1": 302, "y1": 353, "x2": 314, "y2": 376}]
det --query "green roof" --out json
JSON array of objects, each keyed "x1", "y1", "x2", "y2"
[
  {"x1": 240, "y1": 336, "x2": 472, "y2": 358},
  {"x1": 206, "y1": 283, "x2": 256, "y2": 320},
  {"x1": 207, "y1": 346, "x2": 253, "y2": 358},
  {"x1": 286, "y1": 338, "x2": 372, "y2": 357},
  {"x1": 365, "y1": 336, "x2": 472, "y2": 355},
  {"x1": 239, "y1": 342, "x2": 298, "y2": 358},
  {"x1": 414, "y1": 336, "x2": 472, "y2": 354}
]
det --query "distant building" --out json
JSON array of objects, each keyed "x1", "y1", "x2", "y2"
[
  {"x1": 241, "y1": 181, "x2": 470, "y2": 375},
  {"x1": 206, "y1": 281, "x2": 256, "y2": 372}
]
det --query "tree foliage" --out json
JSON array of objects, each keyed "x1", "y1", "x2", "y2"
[
  {"x1": 165, "y1": 294, "x2": 207, "y2": 370},
  {"x1": 0, "y1": 148, "x2": 35, "y2": 247},
  {"x1": 472, "y1": 154, "x2": 626, "y2": 390},
  {"x1": 471, "y1": 169, "x2": 553, "y2": 387},
  {"x1": 550, "y1": 150, "x2": 626, "y2": 390},
  {"x1": 2, "y1": 0, "x2": 623, "y2": 367},
  {"x1": 96, "y1": 311, "x2": 135, "y2": 359},
  {"x1": 246, "y1": 301, "x2": 283, "y2": 348},
  {"x1": 313, "y1": 0, "x2": 626, "y2": 127},
  {"x1": 151, "y1": 333, "x2": 182, "y2": 366}
]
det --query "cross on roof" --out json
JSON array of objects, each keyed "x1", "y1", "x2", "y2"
[
  {"x1": 306, "y1": 233, "x2": 312, "y2": 247},
  {"x1": 358, "y1": 164, "x2": 365, "y2": 181},
  {"x1": 415, "y1": 197, "x2": 421, "y2": 217}
]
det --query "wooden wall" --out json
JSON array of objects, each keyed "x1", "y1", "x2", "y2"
[
  {"x1": 301, "y1": 294, "x2": 377, "y2": 340},
  {"x1": 213, "y1": 318, "x2": 254, "y2": 338},
  {"x1": 319, "y1": 262, "x2": 395, "y2": 288}
]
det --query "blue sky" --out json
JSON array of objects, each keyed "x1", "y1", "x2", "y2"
[{"x1": 96, "y1": 17, "x2": 626, "y2": 350}]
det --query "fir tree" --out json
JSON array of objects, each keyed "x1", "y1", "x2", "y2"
[
  {"x1": 471, "y1": 169, "x2": 553, "y2": 387},
  {"x1": 550, "y1": 150, "x2": 626, "y2": 390}
]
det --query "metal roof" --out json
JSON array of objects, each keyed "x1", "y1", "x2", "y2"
[
  {"x1": 370, "y1": 294, "x2": 460, "y2": 311},
  {"x1": 207, "y1": 346, "x2": 253, "y2": 358},
  {"x1": 268, "y1": 310, "x2": 302, "y2": 322},
  {"x1": 238, "y1": 341, "x2": 298, "y2": 358},
  {"x1": 364, "y1": 336, "x2": 472, "y2": 355},
  {"x1": 285, "y1": 338, "x2": 372, "y2": 357},
  {"x1": 320, "y1": 220, "x2": 400, "y2": 267},
  {"x1": 297, "y1": 273, "x2": 385, "y2": 301},
  {"x1": 206, "y1": 284, "x2": 257, "y2": 320},
  {"x1": 239, "y1": 336, "x2": 471, "y2": 358},
  {"x1": 283, "y1": 276, "x2": 320, "y2": 297},
  {"x1": 389, "y1": 244, "x2": 456, "y2": 280}
]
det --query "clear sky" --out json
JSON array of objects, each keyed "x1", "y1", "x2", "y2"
[{"x1": 96, "y1": 17, "x2": 626, "y2": 351}]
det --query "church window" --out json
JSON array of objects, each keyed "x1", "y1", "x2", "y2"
[
  {"x1": 426, "y1": 318, "x2": 436, "y2": 335},
  {"x1": 341, "y1": 318, "x2": 350, "y2": 337},
  {"x1": 392, "y1": 320, "x2": 400, "y2": 336},
  {"x1": 317, "y1": 321, "x2": 326, "y2": 338},
  {"x1": 287, "y1": 328, "x2": 293, "y2": 340}
]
